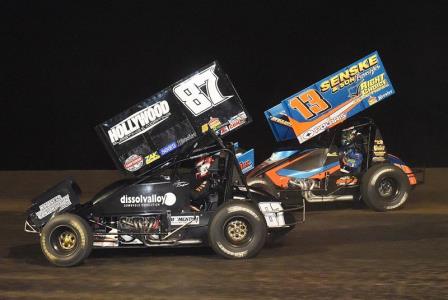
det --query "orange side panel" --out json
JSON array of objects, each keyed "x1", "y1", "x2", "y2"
[
  {"x1": 265, "y1": 153, "x2": 311, "y2": 188},
  {"x1": 310, "y1": 164, "x2": 341, "y2": 180}
]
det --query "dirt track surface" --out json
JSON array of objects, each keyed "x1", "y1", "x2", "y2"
[{"x1": 0, "y1": 170, "x2": 447, "y2": 299}]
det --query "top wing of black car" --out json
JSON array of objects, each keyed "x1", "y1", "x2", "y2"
[
  {"x1": 264, "y1": 51, "x2": 395, "y2": 143},
  {"x1": 96, "y1": 61, "x2": 251, "y2": 177}
]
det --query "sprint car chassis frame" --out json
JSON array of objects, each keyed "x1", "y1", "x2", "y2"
[{"x1": 25, "y1": 131, "x2": 305, "y2": 250}]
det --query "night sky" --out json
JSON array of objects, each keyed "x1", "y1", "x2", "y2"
[{"x1": 1, "y1": 1, "x2": 447, "y2": 169}]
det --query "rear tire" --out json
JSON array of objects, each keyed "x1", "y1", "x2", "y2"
[
  {"x1": 40, "y1": 213, "x2": 93, "y2": 267},
  {"x1": 361, "y1": 163, "x2": 410, "y2": 212},
  {"x1": 208, "y1": 200, "x2": 267, "y2": 259}
]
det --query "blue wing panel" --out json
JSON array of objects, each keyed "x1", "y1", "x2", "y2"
[{"x1": 265, "y1": 51, "x2": 395, "y2": 143}]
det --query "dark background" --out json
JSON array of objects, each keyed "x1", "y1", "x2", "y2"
[{"x1": 1, "y1": 1, "x2": 447, "y2": 170}]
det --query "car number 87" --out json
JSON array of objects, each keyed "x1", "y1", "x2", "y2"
[{"x1": 173, "y1": 64, "x2": 233, "y2": 116}]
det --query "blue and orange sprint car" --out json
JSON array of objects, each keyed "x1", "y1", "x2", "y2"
[{"x1": 246, "y1": 52, "x2": 420, "y2": 213}]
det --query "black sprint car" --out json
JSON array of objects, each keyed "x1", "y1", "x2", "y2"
[{"x1": 24, "y1": 62, "x2": 303, "y2": 267}]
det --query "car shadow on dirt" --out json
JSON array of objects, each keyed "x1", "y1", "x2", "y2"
[
  {"x1": 6, "y1": 242, "x2": 219, "y2": 266},
  {"x1": 7, "y1": 215, "x2": 447, "y2": 266}
]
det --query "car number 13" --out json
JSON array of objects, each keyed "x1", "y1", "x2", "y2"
[
  {"x1": 289, "y1": 89, "x2": 331, "y2": 120},
  {"x1": 173, "y1": 64, "x2": 233, "y2": 116}
]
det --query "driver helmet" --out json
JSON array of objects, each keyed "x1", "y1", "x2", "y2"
[
  {"x1": 195, "y1": 156, "x2": 214, "y2": 180},
  {"x1": 341, "y1": 128, "x2": 359, "y2": 147}
]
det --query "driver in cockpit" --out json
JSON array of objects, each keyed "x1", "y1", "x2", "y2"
[
  {"x1": 190, "y1": 155, "x2": 214, "y2": 211},
  {"x1": 340, "y1": 128, "x2": 363, "y2": 174}
]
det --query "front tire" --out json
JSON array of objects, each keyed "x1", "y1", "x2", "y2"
[
  {"x1": 361, "y1": 163, "x2": 410, "y2": 211},
  {"x1": 40, "y1": 213, "x2": 93, "y2": 267},
  {"x1": 208, "y1": 200, "x2": 267, "y2": 259}
]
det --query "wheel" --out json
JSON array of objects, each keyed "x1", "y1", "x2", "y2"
[
  {"x1": 208, "y1": 200, "x2": 267, "y2": 259},
  {"x1": 40, "y1": 213, "x2": 93, "y2": 267},
  {"x1": 361, "y1": 163, "x2": 410, "y2": 212}
]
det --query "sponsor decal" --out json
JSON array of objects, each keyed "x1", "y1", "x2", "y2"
[
  {"x1": 360, "y1": 73, "x2": 389, "y2": 96},
  {"x1": 239, "y1": 160, "x2": 253, "y2": 173},
  {"x1": 177, "y1": 132, "x2": 197, "y2": 146},
  {"x1": 36, "y1": 194, "x2": 71, "y2": 220},
  {"x1": 219, "y1": 125, "x2": 229, "y2": 135},
  {"x1": 108, "y1": 100, "x2": 171, "y2": 145},
  {"x1": 270, "y1": 115, "x2": 292, "y2": 127},
  {"x1": 378, "y1": 90, "x2": 394, "y2": 101},
  {"x1": 258, "y1": 202, "x2": 285, "y2": 228},
  {"x1": 320, "y1": 54, "x2": 379, "y2": 93},
  {"x1": 170, "y1": 215, "x2": 200, "y2": 226},
  {"x1": 208, "y1": 117, "x2": 222, "y2": 130},
  {"x1": 228, "y1": 112, "x2": 247, "y2": 131},
  {"x1": 373, "y1": 139, "x2": 386, "y2": 159},
  {"x1": 173, "y1": 181, "x2": 189, "y2": 188},
  {"x1": 120, "y1": 192, "x2": 176, "y2": 208},
  {"x1": 298, "y1": 111, "x2": 348, "y2": 143},
  {"x1": 203, "y1": 111, "x2": 247, "y2": 136},
  {"x1": 159, "y1": 142, "x2": 178, "y2": 156},
  {"x1": 145, "y1": 152, "x2": 160, "y2": 165},
  {"x1": 201, "y1": 123, "x2": 209, "y2": 133},
  {"x1": 336, "y1": 176, "x2": 358, "y2": 186},
  {"x1": 229, "y1": 119, "x2": 244, "y2": 130},
  {"x1": 124, "y1": 154, "x2": 144, "y2": 172},
  {"x1": 355, "y1": 64, "x2": 380, "y2": 81},
  {"x1": 368, "y1": 96, "x2": 378, "y2": 106}
]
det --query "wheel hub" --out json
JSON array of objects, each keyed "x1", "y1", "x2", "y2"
[
  {"x1": 226, "y1": 219, "x2": 248, "y2": 242},
  {"x1": 378, "y1": 178, "x2": 397, "y2": 197},
  {"x1": 59, "y1": 231, "x2": 77, "y2": 250}
]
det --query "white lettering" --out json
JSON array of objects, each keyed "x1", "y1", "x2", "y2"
[
  {"x1": 120, "y1": 192, "x2": 176, "y2": 207},
  {"x1": 107, "y1": 100, "x2": 171, "y2": 145},
  {"x1": 173, "y1": 64, "x2": 233, "y2": 116}
]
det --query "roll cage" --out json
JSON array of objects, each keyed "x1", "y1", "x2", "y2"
[{"x1": 95, "y1": 130, "x2": 252, "y2": 209}]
